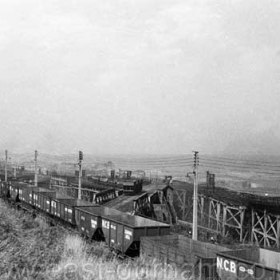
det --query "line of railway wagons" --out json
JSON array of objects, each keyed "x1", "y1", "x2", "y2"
[
  {"x1": 2, "y1": 181, "x2": 280, "y2": 279},
  {"x1": 0, "y1": 181, "x2": 170, "y2": 257}
]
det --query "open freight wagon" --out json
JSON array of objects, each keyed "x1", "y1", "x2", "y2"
[
  {"x1": 9, "y1": 183, "x2": 19, "y2": 201},
  {"x1": 0, "y1": 182, "x2": 9, "y2": 198},
  {"x1": 1, "y1": 182, "x2": 30, "y2": 207},
  {"x1": 49, "y1": 193, "x2": 74, "y2": 218},
  {"x1": 75, "y1": 206, "x2": 120, "y2": 241},
  {"x1": 17, "y1": 183, "x2": 38, "y2": 204},
  {"x1": 16, "y1": 183, "x2": 57, "y2": 210},
  {"x1": 50, "y1": 197, "x2": 95, "y2": 225},
  {"x1": 33, "y1": 188, "x2": 57, "y2": 212},
  {"x1": 216, "y1": 247, "x2": 280, "y2": 280},
  {"x1": 76, "y1": 205, "x2": 170, "y2": 257}
]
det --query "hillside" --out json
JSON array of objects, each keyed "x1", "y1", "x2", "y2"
[{"x1": 0, "y1": 200, "x2": 188, "y2": 280}]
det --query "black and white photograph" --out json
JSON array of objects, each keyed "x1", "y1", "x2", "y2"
[{"x1": 0, "y1": 0, "x2": 280, "y2": 279}]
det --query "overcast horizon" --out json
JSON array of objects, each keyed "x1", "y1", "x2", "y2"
[{"x1": 1, "y1": 0, "x2": 280, "y2": 155}]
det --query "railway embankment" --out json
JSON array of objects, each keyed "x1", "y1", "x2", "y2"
[
  {"x1": 0, "y1": 200, "x2": 189, "y2": 280},
  {"x1": 0, "y1": 200, "x2": 65, "y2": 279}
]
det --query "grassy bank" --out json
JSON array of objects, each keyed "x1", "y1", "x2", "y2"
[
  {"x1": 0, "y1": 200, "x2": 190, "y2": 280},
  {"x1": 49, "y1": 235, "x2": 190, "y2": 280},
  {"x1": 0, "y1": 200, "x2": 65, "y2": 279}
]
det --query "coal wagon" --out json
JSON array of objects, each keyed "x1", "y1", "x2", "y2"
[
  {"x1": 216, "y1": 247, "x2": 280, "y2": 280},
  {"x1": 76, "y1": 205, "x2": 170, "y2": 257},
  {"x1": 0, "y1": 182, "x2": 9, "y2": 198},
  {"x1": 33, "y1": 188, "x2": 57, "y2": 212},
  {"x1": 51, "y1": 198, "x2": 95, "y2": 225},
  {"x1": 101, "y1": 209, "x2": 170, "y2": 256},
  {"x1": 17, "y1": 183, "x2": 37, "y2": 204},
  {"x1": 8, "y1": 183, "x2": 19, "y2": 202},
  {"x1": 75, "y1": 206, "x2": 120, "y2": 241}
]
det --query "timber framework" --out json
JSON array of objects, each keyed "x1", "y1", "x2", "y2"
[{"x1": 173, "y1": 182, "x2": 280, "y2": 249}]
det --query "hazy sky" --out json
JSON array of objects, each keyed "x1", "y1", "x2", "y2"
[{"x1": 1, "y1": 0, "x2": 280, "y2": 155}]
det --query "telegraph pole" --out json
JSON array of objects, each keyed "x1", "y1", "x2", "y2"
[
  {"x1": 14, "y1": 165, "x2": 17, "y2": 178},
  {"x1": 5, "y1": 150, "x2": 8, "y2": 182},
  {"x1": 78, "y1": 151, "x2": 83, "y2": 200},
  {"x1": 34, "y1": 150, "x2": 38, "y2": 187},
  {"x1": 192, "y1": 151, "x2": 199, "y2": 240}
]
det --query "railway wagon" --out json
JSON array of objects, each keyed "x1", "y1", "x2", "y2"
[
  {"x1": 33, "y1": 188, "x2": 57, "y2": 212},
  {"x1": 75, "y1": 206, "x2": 120, "y2": 240},
  {"x1": 17, "y1": 183, "x2": 37, "y2": 204},
  {"x1": 216, "y1": 248, "x2": 280, "y2": 280},
  {"x1": 50, "y1": 193, "x2": 75, "y2": 218},
  {"x1": 51, "y1": 198, "x2": 95, "y2": 225},
  {"x1": 102, "y1": 207, "x2": 170, "y2": 256},
  {"x1": 76, "y1": 205, "x2": 170, "y2": 256},
  {"x1": 0, "y1": 182, "x2": 9, "y2": 197},
  {"x1": 10, "y1": 181, "x2": 35, "y2": 202},
  {"x1": 9, "y1": 183, "x2": 19, "y2": 201}
]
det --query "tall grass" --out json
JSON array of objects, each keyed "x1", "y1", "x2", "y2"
[
  {"x1": 0, "y1": 200, "x2": 65, "y2": 280},
  {"x1": 0, "y1": 200, "x2": 193, "y2": 279},
  {"x1": 50, "y1": 234, "x2": 192, "y2": 280}
]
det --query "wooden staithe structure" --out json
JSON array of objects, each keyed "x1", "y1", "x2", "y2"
[
  {"x1": 251, "y1": 209, "x2": 280, "y2": 248},
  {"x1": 174, "y1": 189, "x2": 246, "y2": 242}
]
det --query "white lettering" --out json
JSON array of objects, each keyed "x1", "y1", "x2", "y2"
[
  {"x1": 216, "y1": 257, "x2": 236, "y2": 275},
  {"x1": 91, "y1": 219, "x2": 97, "y2": 228},
  {"x1": 102, "y1": 220, "x2": 110, "y2": 229},
  {"x1": 124, "y1": 229, "x2": 132, "y2": 236},
  {"x1": 125, "y1": 234, "x2": 130, "y2": 240},
  {"x1": 224, "y1": 260, "x2": 229, "y2": 271},
  {"x1": 217, "y1": 257, "x2": 223, "y2": 269},
  {"x1": 230, "y1": 261, "x2": 236, "y2": 273},
  {"x1": 247, "y1": 269, "x2": 254, "y2": 275},
  {"x1": 239, "y1": 266, "x2": 245, "y2": 272}
]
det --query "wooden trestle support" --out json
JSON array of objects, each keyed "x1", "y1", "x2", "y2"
[
  {"x1": 251, "y1": 209, "x2": 280, "y2": 248},
  {"x1": 173, "y1": 189, "x2": 246, "y2": 242}
]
